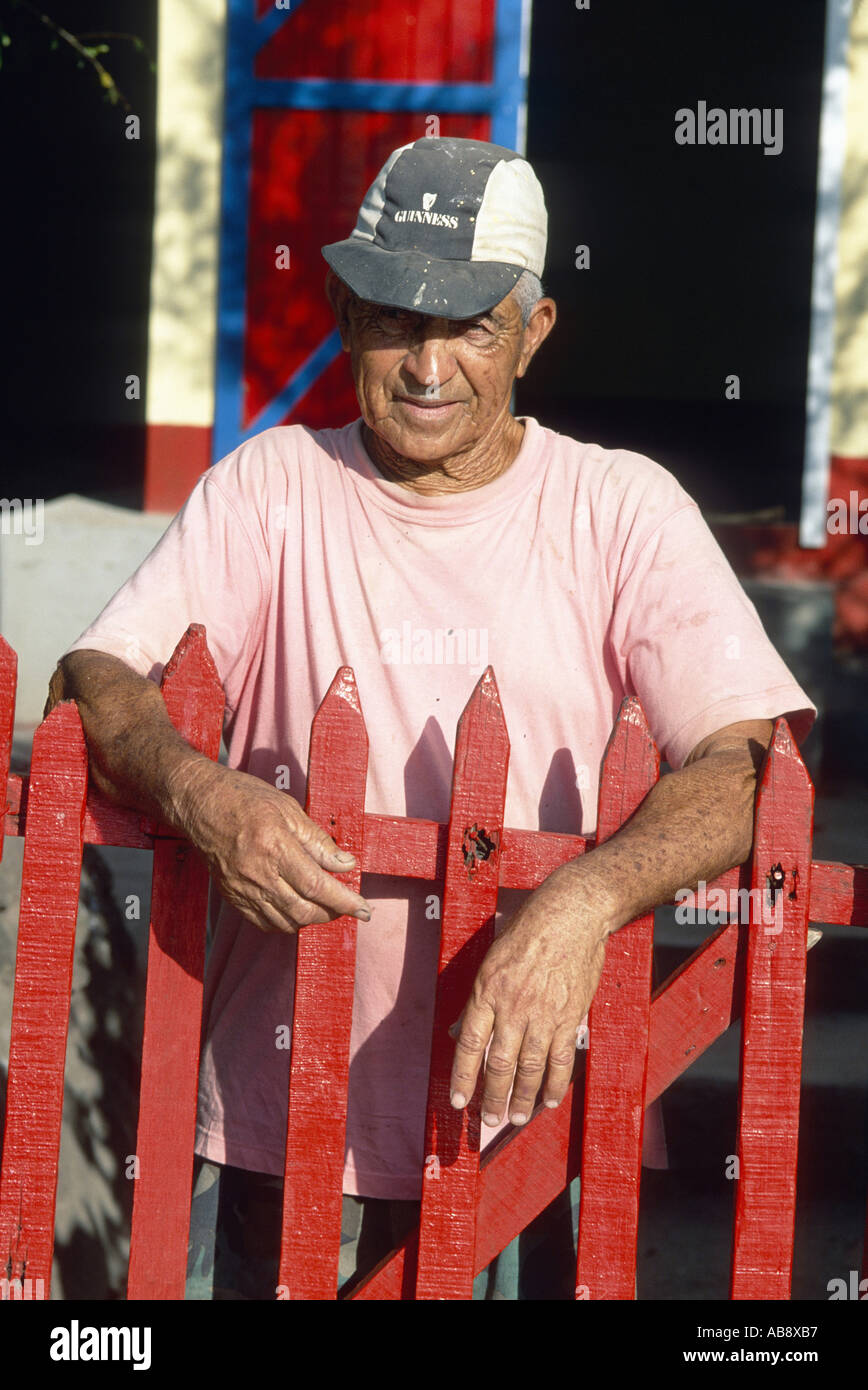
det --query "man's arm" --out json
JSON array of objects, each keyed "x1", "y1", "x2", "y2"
[
  {"x1": 449, "y1": 718, "x2": 775, "y2": 1127},
  {"x1": 47, "y1": 650, "x2": 372, "y2": 930}
]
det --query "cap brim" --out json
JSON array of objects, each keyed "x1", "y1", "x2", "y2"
[{"x1": 322, "y1": 240, "x2": 524, "y2": 319}]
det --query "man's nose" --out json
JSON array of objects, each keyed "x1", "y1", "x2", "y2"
[{"x1": 403, "y1": 321, "x2": 457, "y2": 390}]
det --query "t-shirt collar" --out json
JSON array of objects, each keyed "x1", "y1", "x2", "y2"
[{"x1": 342, "y1": 415, "x2": 543, "y2": 524}]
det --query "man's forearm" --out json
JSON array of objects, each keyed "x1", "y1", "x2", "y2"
[
  {"x1": 451, "y1": 727, "x2": 773, "y2": 1120},
  {"x1": 555, "y1": 746, "x2": 762, "y2": 936},
  {"x1": 47, "y1": 650, "x2": 222, "y2": 833}
]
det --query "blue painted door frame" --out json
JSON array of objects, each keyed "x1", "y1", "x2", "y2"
[{"x1": 213, "y1": 0, "x2": 531, "y2": 463}]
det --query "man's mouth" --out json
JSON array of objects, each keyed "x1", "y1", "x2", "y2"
[{"x1": 395, "y1": 396, "x2": 461, "y2": 414}]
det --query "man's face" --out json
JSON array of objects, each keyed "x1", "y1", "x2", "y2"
[{"x1": 326, "y1": 272, "x2": 555, "y2": 465}]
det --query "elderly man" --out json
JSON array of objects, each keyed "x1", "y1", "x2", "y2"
[{"x1": 50, "y1": 137, "x2": 816, "y2": 1299}]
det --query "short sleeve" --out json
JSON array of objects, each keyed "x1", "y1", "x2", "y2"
[
  {"x1": 62, "y1": 467, "x2": 270, "y2": 712},
  {"x1": 609, "y1": 500, "x2": 817, "y2": 770}
]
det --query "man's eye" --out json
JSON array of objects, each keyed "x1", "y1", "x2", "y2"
[{"x1": 378, "y1": 308, "x2": 412, "y2": 331}]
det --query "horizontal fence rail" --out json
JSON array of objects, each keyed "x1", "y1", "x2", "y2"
[{"x1": 0, "y1": 625, "x2": 866, "y2": 1300}]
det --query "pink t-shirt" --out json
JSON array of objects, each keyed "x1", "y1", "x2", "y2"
[{"x1": 65, "y1": 416, "x2": 816, "y2": 1198}]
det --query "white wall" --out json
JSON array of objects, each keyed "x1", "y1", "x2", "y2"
[
  {"x1": 146, "y1": 0, "x2": 227, "y2": 430},
  {"x1": 0, "y1": 497, "x2": 171, "y2": 728}
]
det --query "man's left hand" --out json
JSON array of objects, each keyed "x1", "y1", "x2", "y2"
[{"x1": 448, "y1": 864, "x2": 612, "y2": 1126}]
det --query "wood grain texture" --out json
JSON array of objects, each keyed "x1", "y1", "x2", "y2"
[
  {"x1": 415, "y1": 668, "x2": 509, "y2": 1301},
  {"x1": 278, "y1": 667, "x2": 368, "y2": 1299},
  {"x1": 127, "y1": 626, "x2": 224, "y2": 1299},
  {"x1": 575, "y1": 697, "x2": 659, "y2": 1299},
  {"x1": 0, "y1": 703, "x2": 87, "y2": 1296},
  {"x1": 730, "y1": 718, "x2": 813, "y2": 1299}
]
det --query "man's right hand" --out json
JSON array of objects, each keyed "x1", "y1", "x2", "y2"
[
  {"x1": 172, "y1": 759, "x2": 372, "y2": 934},
  {"x1": 49, "y1": 649, "x2": 371, "y2": 937}
]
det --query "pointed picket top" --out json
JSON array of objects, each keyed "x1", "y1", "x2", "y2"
[
  {"x1": 596, "y1": 695, "x2": 659, "y2": 844},
  {"x1": 456, "y1": 664, "x2": 502, "y2": 724},
  {"x1": 309, "y1": 666, "x2": 366, "y2": 747},
  {"x1": 307, "y1": 667, "x2": 368, "y2": 799},
  {"x1": 158, "y1": 624, "x2": 224, "y2": 758},
  {"x1": 28, "y1": 699, "x2": 89, "y2": 804},
  {"x1": 317, "y1": 664, "x2": 363, "y2": 716},
  {"x1": 757, "y1": 713, "x2": 813, "y2": 797},
  {"x1": 0, "y1": 634, "x2": 17, "y2": 865},
  {"x1": 451, "y1": 665, "x2": 509, "y2": 784}
]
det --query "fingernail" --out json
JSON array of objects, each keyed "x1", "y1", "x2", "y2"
[
  {"x1": 356, "y1": 909, "x2": 371, "y2": 922},
  {"x1": 482, "y1": 1113, "x2": 499, "y2": 1127},
  {"x1": 544, "y1": 1099, "x2": 559, "y2": 1110},
  {"x1": 334, "y1": 850, "x2": 355, "y2": 864},
  {"x1": 510, "y1": 1112, "x2": 527, "y2": 1126},
  {"x1": 450, "y1": 1092, "x2": 466, "y2": 1109}
]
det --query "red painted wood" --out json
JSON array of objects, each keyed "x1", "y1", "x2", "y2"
[
  {"x1": 6, "y1": 764, "x2": 868, "y2": 930},
  {"x1": 730, "y1": 718, "x2": 813, "y2": 1299},
  {"x1": 1, "y1": 623, "x2": 865, "y2": 1301},
  {"x1": 360, "y1": 817, "x2": 589, "y2": 888},
  {"x1": 278, "y1": 667, "x2": 368, "y2": 1299},
  {"x1": 645, "y1": 922, "x2": 744, "y2": 1105},
  {"x1": 0, "y1": 635, "x2": 16, "y2": 866},
  {"x1": 0, "y1": 703, "x2": 87, "y2": 1296},
  {"x1": 127, "y1": 626, "x2": 224, "y2": 1299},
  {"x1": 351, "y1": 922, "x2": 748, "y2": 1299},
  {"x1": 256, "y1": 0, "x2": 495, "y2": 83},
  {"x1": 575, "y1": 697, "x2": 659, "y2": 1299},
  {"x1": 415, "y1": 668, "x2": 509, "y2": 1300},
  {"x1": 144, "y1": 423, "x2": 211, "y2": 513},
  {"x1": 808, "y1": 859, "x2": 868, "y2": 927}
]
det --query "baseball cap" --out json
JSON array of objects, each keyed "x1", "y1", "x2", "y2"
[{"x1": 321, "y1": 136, "x2": 547, "y2": 320}]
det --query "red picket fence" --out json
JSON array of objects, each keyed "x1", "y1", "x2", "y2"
[{"x1": 1, "y1": 624, "x2": 867, "y2": 1300}]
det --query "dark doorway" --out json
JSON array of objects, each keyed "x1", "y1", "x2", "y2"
[
  {"x1": 0, "y1": 1, "x2": 158, "y2": 507},
  {"x1": 519, "y1": 0, "x2": 827, "y2": 519}
]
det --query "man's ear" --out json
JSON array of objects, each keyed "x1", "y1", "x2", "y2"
[
  {"x1": 515, "y1": 297, "x2": 557, "y2": 380},
  {"x1": 325, "y1": 268, "x2": 353, "y2": 351}
]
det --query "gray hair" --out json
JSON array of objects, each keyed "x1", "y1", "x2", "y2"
[{"x1": 510, "y1": 269, "x2": 544, "y2": 327}]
